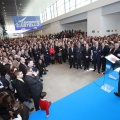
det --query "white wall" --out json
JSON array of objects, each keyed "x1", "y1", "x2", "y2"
[
  {"x1": 87, "y1": 8, "x2": 102, "y2": 36},
  {"x1": 42, "y1": 21, "x2": 64, "y2": 35},
  {"x1": 41, "y1": 21, "x2": 87, "y2": 35},
  {"x1": 62, "y1": 22, "x2": 87, "y2": 32},
  {"x1": 8, "y1": 33, "x2": 23, "y2": 38},
  {"x1": 87, "y1": 8, "x2": 120, "y2": 37},
  {"x1": 34, "y1": 30, "x2": 42, "y2": 36},
  {"x1": 101, "y1": 14, "x2": 120, "y2": 36}
]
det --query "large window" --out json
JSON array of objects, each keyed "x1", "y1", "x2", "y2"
[
  {"x1": 82, "y1": 0, "x2": 91, "y2": 6},
  {"x1": 57, "y1": 0, "x2": 64, "y2": 16},
  {"x1": 40, "y1": 0, "x2": 98, "y2": 23},
  {"x1": 47, "y1": 7, "x2": 51, "y2": 20},
  {"x1": 70, "y1": 0, "x2": 75, "y2": 11},
  {"x1": 43, "y1": 10, "x2": 47, "y2": 22},
  {"x1": 54, "y1": 2, "x2": 57, "y2": 17},
  {"x1": 65, "y1": 0, "x2": 70, "y2": 13},
  {"x1": 40, "y1": 13, "x2": 43, "y2": 23},
  {"x1": 76, "y1": 0, "x2": 82, "y2": 8},
  {"x1": 92, "y1": 0, "x2": 98, "y2": 2},
  {"x1": 51, "y1": 4, "x2": 54, "y2": 19}
]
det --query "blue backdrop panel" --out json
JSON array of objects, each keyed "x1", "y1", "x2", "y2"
[{"x1": 12, "y1": 16, "x2": 42, "y2": 30}]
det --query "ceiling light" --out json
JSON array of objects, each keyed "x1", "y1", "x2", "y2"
[
  {"x1": 4, "y1": 10, "x2": 5, "y2": 11},
  {"x1": 2, "y1": 2, "x2": 4, "y2": 4},
  {"x1": 3, "y1": 7, "x2": 5, "y2": 8},
  {"x1": 20, "y1": 4, "x2": 21, "y2": 5}
]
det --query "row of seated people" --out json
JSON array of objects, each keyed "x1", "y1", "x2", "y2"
[{"x1": 0, "y1": 56, "x2": 49, "y2": 119}]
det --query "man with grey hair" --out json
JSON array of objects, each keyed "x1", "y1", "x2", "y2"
[{"x1": 113, "y1": 43, "x2": 120, "y2": 59}]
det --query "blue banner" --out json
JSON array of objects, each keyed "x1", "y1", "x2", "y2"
[{"x1": 12, "y1": 16, "x2": 42, "y2": 30}]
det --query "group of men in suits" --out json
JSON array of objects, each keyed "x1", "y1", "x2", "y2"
[{"x1": 68, "y1": 41, "x2": 111, "y2": 74}]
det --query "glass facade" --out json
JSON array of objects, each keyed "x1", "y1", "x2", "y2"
[{"x1": 40, "y1": 0, "x2": 98, "y2": 23}]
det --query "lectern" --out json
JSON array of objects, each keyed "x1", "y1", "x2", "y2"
[{"x1": 105, "y1": 54, "x2": 119, "y2": 74}]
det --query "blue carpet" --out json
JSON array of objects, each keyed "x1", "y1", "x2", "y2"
[{"x1": 29, "y1": 73, "x2": 120, "y2": 120}]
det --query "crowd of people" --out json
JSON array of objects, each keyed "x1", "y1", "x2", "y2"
[{"x1": 0, "y1": 29, "x2": 120, "y2": 119}]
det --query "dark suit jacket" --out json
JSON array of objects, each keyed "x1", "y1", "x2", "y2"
[
  {"x1": 62, "y1": 47, "x2": 67, "y2": 56},
  {"x1": 108, "y1": 48, "x2": 114, "y2": 54},
  {"x1": 32, "y1": 48, "x2": 40, "y2": 61},
  {"x1": 75, "y1": 46, "x2": 83, "y2": 59},
  {"x1": 69, "y1": 47, "x2": 76, "y2": 59},
  {"x1": 101, "y1": 45, "x2": 109, "y2": 57},
  {"x1": 83, "y1": 47, "x2": 91, "y2": 58},
  {"x1": 0, "y1": 63, "x2": 6, "y2": 76},
  {"x1": 93, "y1": 46, "x2": 101, "y2": 60},
  {"x1": 19, "y1": 63, "x2": 27, "y2": 76},
  {"x1": 15, "y1": 79, "x2": 31, "y2": 102},
  {"x1": 113, "y1": 48, "x2": 120, "y2": 58},
  {"x1": 25, "y1": 75, "x2": 43, "y2": 97},
  {"x1": 43, "y1": 48, "x2": 49, "y2": 56}
]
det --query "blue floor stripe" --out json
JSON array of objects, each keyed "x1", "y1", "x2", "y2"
[{"x1": 29, "y1": 74, "x2": 120, "y2": 120}]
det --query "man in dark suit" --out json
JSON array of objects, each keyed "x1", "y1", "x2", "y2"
[
  {"x1": 14, "y1": 70, "x2": 34, "y2": 111},
  {"x1": 111, "y1": 59, "x2": 120, "y2": 97},
  {"x1": 83, "y1": 43, "x2": 91, "y2": 70},
  {"x1": 32, "y1": 45, "x2": 40, "y2": 64},
  {"x1": 92, "y1": 41, "x2": 101, "y2": 73},
  {"x1": 25, "y1": 67, "x2": 43, "y2": 111},
  {"x1": 62, "y1": 45, "x2": 67, "y2": 63},
  {"x1": 19, "y1": 57, "x2": 27, "y2": 77},
  {"x1": 113, "y1": 43, "x2": 120, "y2": 59},
  {"x1": 108, "y1": 42, "x2": 114, "y2": 54},
  {"x1": 69, "y1": 44, "x2": 76, "y2": 68},
  {"x1": 100, "y1": 42, "x2": 109, "y2": 73},
  {"x1": 112, "y1": 43, "x2": 120, "y2": 70},
  {"x1": 43, "y1": 45, "x2": 50, "y2": 67},
  {"x1": 75, "y1": 42, "x2": 83, "y2": 69}
]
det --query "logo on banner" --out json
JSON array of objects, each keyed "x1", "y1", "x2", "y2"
[{"x1": 12, "y1": 16, "x2": 42, "y2": 30}]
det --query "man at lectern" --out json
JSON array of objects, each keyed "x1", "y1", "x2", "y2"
[{"x1": 111, "y1": 58, "x2": 120, "y2": 96}]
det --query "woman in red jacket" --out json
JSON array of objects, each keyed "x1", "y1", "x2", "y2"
[
  {"x1": 49, "y1": 45, "x2": 55, "y2": 64},
  {"x1": 39, "y1": 92, "x2": 51, "y2": 118}
]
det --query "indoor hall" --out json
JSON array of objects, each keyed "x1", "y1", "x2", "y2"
[{"x1": 0, "y1": 0, "x2": 120, "y2": 120}]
